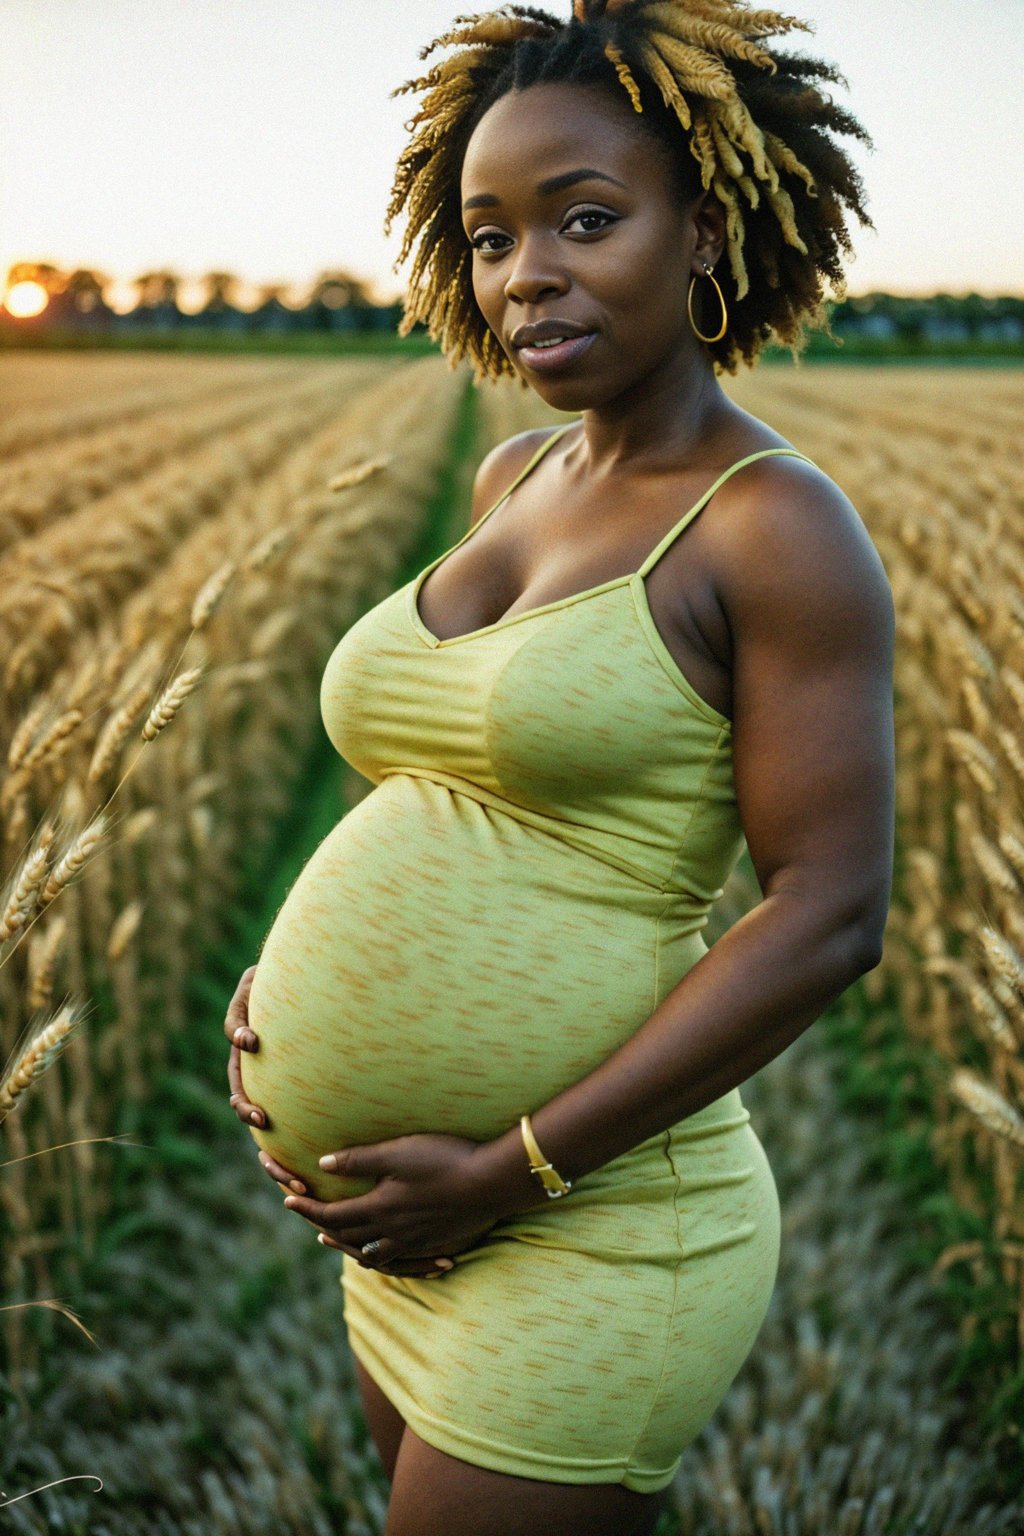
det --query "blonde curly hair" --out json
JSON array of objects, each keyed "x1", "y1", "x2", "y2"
[{"x1": 384, "y1": 0, "x2": 875, "y2": 382}]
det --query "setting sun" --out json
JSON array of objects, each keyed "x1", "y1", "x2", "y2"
[{"x1": 3, "y1": 279, "x2": 49, "y2": 318}]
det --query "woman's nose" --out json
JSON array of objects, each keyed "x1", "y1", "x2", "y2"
[{"x1": 503, "y1": 235, "x2": 570, "y2": 305}]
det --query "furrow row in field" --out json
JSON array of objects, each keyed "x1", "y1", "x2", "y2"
[
  {"x1": 0, "y1": 362, "x2": 396, "y2": 707},
  {"x1": 0, "y1": 351, "x2": 216, "y2": 411},
  {"x1": 0, "y1": 360, "x2": 379, "y2": 556},
  {"x1": 820, "y1": 370, "x2": 1024, "y2": 436},
  {"x1": 729, "y1": 378, "x2": 1022, "y2": 513},
  {"x1": 736, "y1": 371, "x2": 1015, "y2": 452},
  {"x1": 0, "y1": 356, "x2": 308, "y2": 458}
]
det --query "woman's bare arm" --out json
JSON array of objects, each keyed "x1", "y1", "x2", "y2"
[{"x1": 472, "y1": 459, "x2": 896, "y2": 1214}]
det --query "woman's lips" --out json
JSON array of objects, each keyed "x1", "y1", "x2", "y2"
[{"x1": 517, "y1": 332, "x2": 597, "y2": 371}]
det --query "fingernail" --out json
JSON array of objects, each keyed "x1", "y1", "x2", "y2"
[
  {"x1": 319, "y1": 1153, "x2": 338, "y2": 1170},
  {"x1": 435, "y1": 1259, "x2": 455, "y2": 1271},
  {"x1": 288, "y1": 1179, "x2": 306, "y2": 1194},
  {"x1": 250, "y1": 1111, "x2": 263, "y2": 1125},
  {"x1": 283, "y1": 1197, "x2": 297, "y2": 1209}
]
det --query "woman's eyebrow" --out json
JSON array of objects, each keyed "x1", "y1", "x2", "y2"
[{"x1": 462, "y1": 167, "x2": 628, "y2": 211}]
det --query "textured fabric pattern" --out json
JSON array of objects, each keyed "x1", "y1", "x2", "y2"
[{"x1": 243, "y1": 424, "x2": 815, "y2": 1491}]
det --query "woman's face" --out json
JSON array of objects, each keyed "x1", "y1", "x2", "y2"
[{"x1": 460, "y1": 80, "x2": 721, "y2": 409}]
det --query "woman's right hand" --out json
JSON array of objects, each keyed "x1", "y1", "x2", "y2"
[
  {"x1": 223, "y1": 963, "x2": 454, "y2": 1280},
  {"x1": 225, "y1": 963, "x2": 268, "y2": 1129}
]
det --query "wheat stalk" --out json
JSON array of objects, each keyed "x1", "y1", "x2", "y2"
[
  {"x1": 36, "y1": 815, "x2": 108, "y2": 912},
  {"x1": 141, "y1": 667, "x2": 205, "y2": 741},
  {"x1": 190, "y1": 560, "x2": 237, "y2": 630},
  {"x1": 978, "y1": 925, "x2": 1024, "y2": 999},
  {"x1": 0, "y1": 826, "x2": 56, "y2": 942},
  {"x1": 0, "y1": 1003, "x2": 79, "y2": 1122},
  {"x1": 951, "y1": 1069, "x2": 1024, "y2": 1150}
]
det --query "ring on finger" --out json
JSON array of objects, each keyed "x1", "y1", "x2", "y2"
[{"x1": 361, "y1": 1238, "x2": 388, "y2": 1260}]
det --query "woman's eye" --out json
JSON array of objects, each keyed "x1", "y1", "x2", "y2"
[
  {"x1": 469, "y1": 209, "x2": 617, "y2": 251},
  {"x1": 565, "y1": 208, "x2": 616, "y2": 234},
  {"x1": 469, "y1": 232, "x2": 508, "y2": 253}
]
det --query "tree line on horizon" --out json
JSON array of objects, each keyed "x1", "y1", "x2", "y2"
[{"x1": 2, "y1": 261, "x2": 1023, "y2": 348}]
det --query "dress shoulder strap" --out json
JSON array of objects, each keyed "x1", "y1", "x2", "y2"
[
  {"x1": 479, "y1": 422, "x2": 576, "y2": 524},
  {"x1": 636, "y1": 446, "x2": 818, "y2": 579},
  {"x1": 410, "y1": 423, "x2": 577, "y2": 584}
]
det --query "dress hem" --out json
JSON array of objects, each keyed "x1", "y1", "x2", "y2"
[{"x1": 344, "y1": 1311, "x2": 681, "y2": 1495}]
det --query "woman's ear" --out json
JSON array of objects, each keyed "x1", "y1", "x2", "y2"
[{"x1": 690, "y1": 189, "x2": 727, "y2": 273}]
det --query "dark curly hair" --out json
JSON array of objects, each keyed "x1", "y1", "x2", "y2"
[{"x1": 384, "y1": 0, "x2": 875, "y2": 382}]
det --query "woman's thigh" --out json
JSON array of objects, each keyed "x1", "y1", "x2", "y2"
[
  {"x1": 384, "y1": 1427, "x2": 668, "y2": 1536},
  {"x1": 352, "y1": 1353, "x2": 407, "y2": 1483}
]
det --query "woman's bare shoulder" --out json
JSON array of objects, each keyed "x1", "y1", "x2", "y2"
[
  {"x1": 709, "y1": 447, "x2": 895, "y2": 715},
  {"x1": 468, "y1": 425, "x2": 573, "y2": 527}
]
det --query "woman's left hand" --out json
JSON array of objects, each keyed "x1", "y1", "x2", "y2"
[{"x1": 271, "y1": 1132, "x2": 506, "y2": 1272}]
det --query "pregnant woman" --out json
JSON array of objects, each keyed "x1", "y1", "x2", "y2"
[{"x1": 226, "y1": 2, "x2": 894, "y2": 1532}]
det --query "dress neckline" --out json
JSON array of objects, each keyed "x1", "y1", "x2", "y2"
[
  {"x1": 409, "y1": 563, "x2": 636, "y2": 649},
  {"x1": 407, "y1": 427, "x2": 815, "y2": 716}
]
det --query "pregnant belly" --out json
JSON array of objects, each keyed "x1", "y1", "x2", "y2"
[{"x1": 243, "y1": 773, "x2": 708, "y2": 1201}]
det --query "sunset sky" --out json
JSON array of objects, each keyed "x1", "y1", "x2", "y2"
[{"x1": 1, "y1": 0, "x2": 1021, "y2": 306}]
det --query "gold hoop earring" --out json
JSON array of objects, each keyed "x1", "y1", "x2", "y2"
[{"x1": 687, "y1": 261, "x2": 728, "y2": 344}]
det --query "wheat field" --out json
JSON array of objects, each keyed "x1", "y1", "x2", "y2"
[{"x1": 0, "y1": 353, "x2": 1022, "y2": 1530}]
